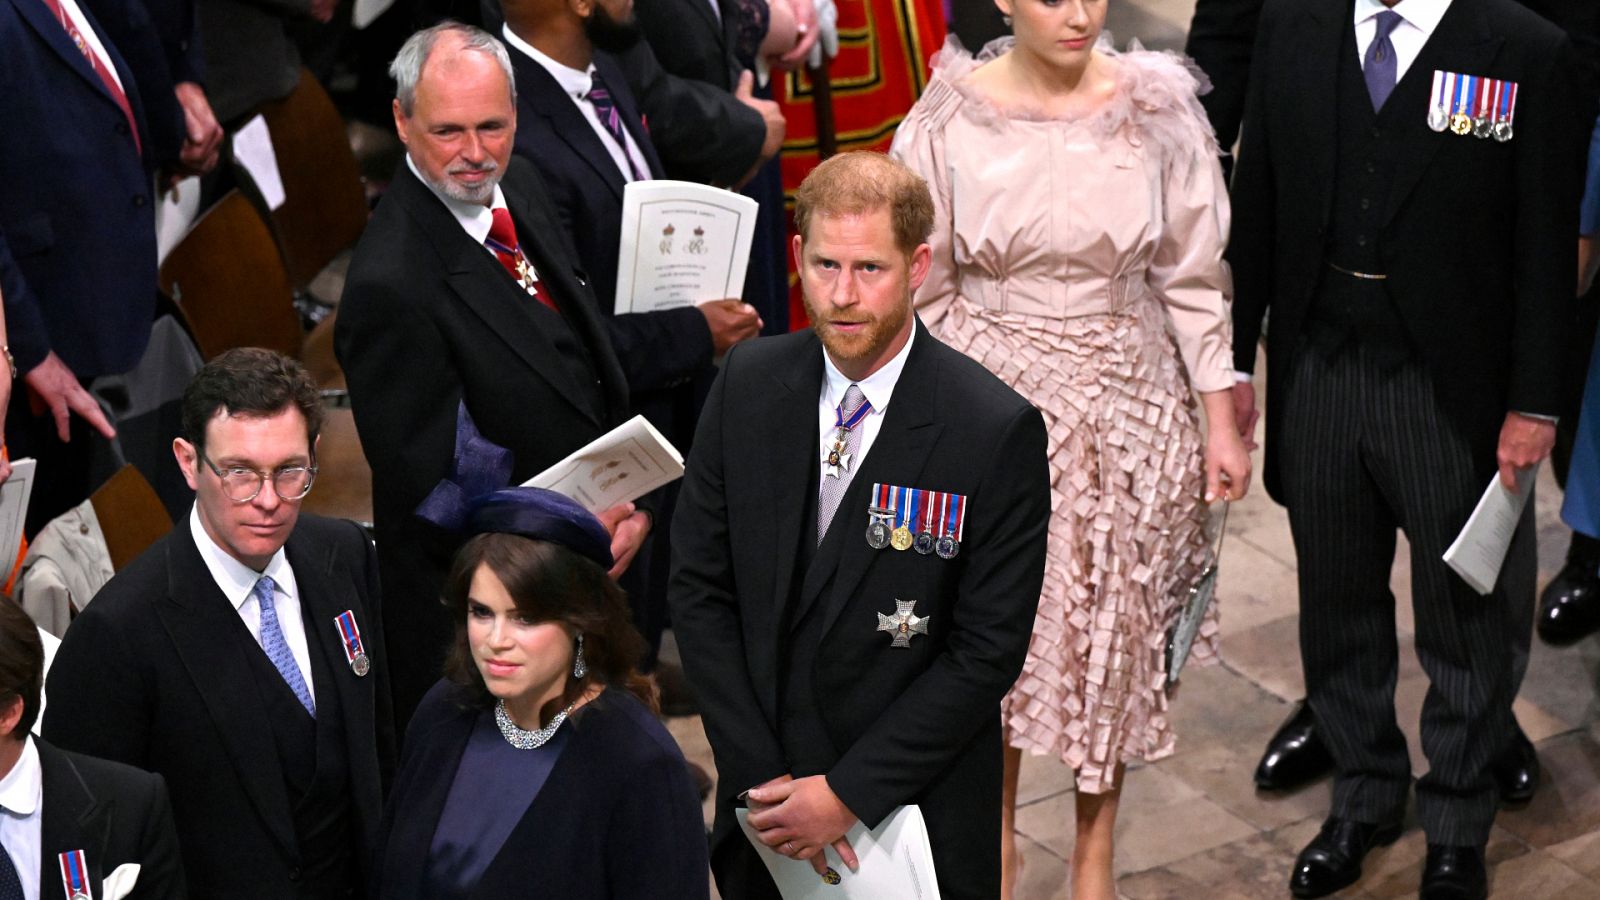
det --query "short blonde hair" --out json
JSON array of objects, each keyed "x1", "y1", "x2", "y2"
[{"x1": 792, "y1": 152, "x2": 934, "y2": 256}]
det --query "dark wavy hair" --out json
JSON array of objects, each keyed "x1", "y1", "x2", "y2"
[
  {"x1": 441, "y1": 533, "x2": 656, "y2": 714},
  {"x1": 0, "y1": 599, "x2": 43, "y2": 739}
]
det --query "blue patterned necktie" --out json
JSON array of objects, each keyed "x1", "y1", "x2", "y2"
[
  {"x1": 1364, "y1": 10, "x2": 1403, "y2": 111},
  {"x1": 586, "y1": 69, "x2": 648, "y2": 182},
  {"x1": 0, "y1": 846, "x2": 23, "y2": 900},
  {"x1": 254, "y1": 576, "x2": 315, "y2": 716}
]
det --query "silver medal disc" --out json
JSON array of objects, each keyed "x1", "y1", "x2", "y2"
[
  {"x1": 1472, "y1": 116, "x2": 1492, "y2": 139},
  {"x1": 865, "y1": 519, "x2": 891, "y2": 550},
  {"x1": 1426, "y1": 106, "x2": 1449, "y2": 132},
  {"x1": 913, "y1": 531, "x2": 936, "y2": 555},
  {"x1": 351, "y1": 653, "x2": 371, "y2": 677},
  {"x1": 935, "y1": 535, "x2": 959, "y2": 559},
  {"x1": 1493, "y1": 121, "x2": 1513, "y2": 142}
]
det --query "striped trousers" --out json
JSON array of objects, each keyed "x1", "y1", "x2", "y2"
[{"x1": 1279, "y1": 346, "x2": 1536, "y2": 846}]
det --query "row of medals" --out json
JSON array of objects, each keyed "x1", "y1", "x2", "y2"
[
  {"x1": 1429, "y1": 104, "x2": 1512, "y2": 141},
  {"x1": 865, "y1": 513, "x2": 959, "y2": 559}
]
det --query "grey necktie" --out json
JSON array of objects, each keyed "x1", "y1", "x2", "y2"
[
  {"x1": 817, "y1": 384, "x2": 870, "y2": 544},
  {"x1": 1364, "y1": 10, "x2": 1403, "y2": 111}
]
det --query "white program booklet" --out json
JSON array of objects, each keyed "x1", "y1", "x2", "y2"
[
  {"x1": 0, "y1": 459, "x2": 37, "y2": 578},
  {"x1": 1443, "y1": 463, "x2": 1539, "y2": 595},
  {"x1": 735, "y1": 805, "x2": 943, "y2": 900},
  {"x1": 520, "y1": 416, "x2": 683, "y2": 513},
  {"x1": 614, "y1": 180, "x2": 758, "y2": 315},
  {"x1": 231, "y1": 115, "x2": 286, "y2": 211}
]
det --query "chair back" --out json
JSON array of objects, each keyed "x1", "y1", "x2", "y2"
[{"x1": 89, "y1": 465, "x2": 174, "y2": 572}]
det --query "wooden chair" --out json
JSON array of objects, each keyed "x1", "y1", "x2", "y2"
[
  {"x1": 159, "y1": 190, "x2": 304, "y2": 361},
  {"x1": 89, "y1": 465, "x2": 173, "y2": 572},
  {"x1": 301, "y1": 407, "x2": 373, "y2": 528},
  {"x1": 254, "y1": 69, "x2": 369, "y2": 296}
]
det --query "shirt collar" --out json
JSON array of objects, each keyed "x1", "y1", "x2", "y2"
[
  {"x1": 1354, "y1": 0, "x2": 1451, "y2": 33},
  {"x1": 821, "y1": 321, "x2": 917, "y2": 418},
  {"x1": 502, "y1": 24, "x2": 594, "y2": 100},
  {"x1": 405, "y1": 154, "x2": 508, "y2": 247},
  {"x1": 188, "y1": 505, "x2": 297, "y2": 612},
  {"x1": 0, "y1": 736, "x2": 41, "y2": 818}
]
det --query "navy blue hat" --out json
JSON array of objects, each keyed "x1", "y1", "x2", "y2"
[{"x1": 415, "y1": 403, "x2": 614, "y2": 570}]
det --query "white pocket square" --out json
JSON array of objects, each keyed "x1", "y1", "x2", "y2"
[{"x1": 102, "y1": 863, "x2": 140, "y2": 900}]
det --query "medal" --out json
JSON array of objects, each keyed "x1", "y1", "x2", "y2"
[
  {"x1": 865, "y1": 483, "x2": 893, "y2": 550},
  {"x1": 936, "y1": 492, "x2": 965, "y2": 559},
  {"x1": 889, "y1": 486, "x2": 915, "y2": 551},
  {"x1": 823, "y1": 389, "x2": 874, "y2": 479},
  {"x1": 1493, "y1": 79, "x2": 1516, "y2": 142},
  {"x1": 58, "y1": 849, "x2": 92, "y2": 900},
  {"x1": 1471, "y1": 74, "x2": 1492, "y2": 138},
  {"x1": 913, "y1": 491, "x2": 938, "y2": 555},
  {"x1": 1427, "y1": 70, "x2": 1449, "y2": 132},
  {"x1": 876, "y1": 598, "x2": 930, "y2": 648},
  {"x1": 1449, "y1": 73, "x2": 1473, "y2": 136},
  {"x1": 334, "y1": 610, "x2": 371, "y2": 677}
]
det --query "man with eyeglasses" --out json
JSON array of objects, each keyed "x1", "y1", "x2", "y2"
[{"x1": 41, "y1": 347, "x2": 395, "y2": 899}]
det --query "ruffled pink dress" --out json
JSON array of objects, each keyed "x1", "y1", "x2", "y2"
[{"x1": 891, "y1": 37, "x2": 1235, "y2": 794}]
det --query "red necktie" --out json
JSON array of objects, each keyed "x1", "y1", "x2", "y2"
[
  {"x1": 39, "y1": 0, "x2": 141, "y2": 156},
  {"x1": 486, "y1": 207, "x2": 559, "y2": 313}
]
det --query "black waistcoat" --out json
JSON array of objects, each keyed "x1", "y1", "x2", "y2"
[
  {"x1": 241, "y1": 601, "x2": 357, "y2": 898},
  {"x1": 1309, "y1": 16, "x2": 1424, "y2": 367},
  {"x1": 779, "y1": 444, "x2": 839, "y2": 778}
]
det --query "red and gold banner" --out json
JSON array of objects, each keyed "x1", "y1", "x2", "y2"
[{"x1": 778, "y1": 0, "x2": 947, "y2": 328}]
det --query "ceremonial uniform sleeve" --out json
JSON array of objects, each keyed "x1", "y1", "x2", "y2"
[
  {"x1": 668, "y1": 347, "x2": 790, "y2": 796},
  {"x1": 826, "y1": 402, "x2": 1049, "y2": 828}
]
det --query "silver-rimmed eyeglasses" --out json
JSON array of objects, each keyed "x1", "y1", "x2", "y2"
[{"x1": 200, "y1": 453, "x2": 318, "y2": 503}]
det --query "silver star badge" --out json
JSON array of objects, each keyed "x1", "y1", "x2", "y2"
[
  {"x1": 822, "y1": 442, "x2": 851, "y2": 479},
  {"x1": 876, "y1": 599, "x2": 929, "y2": 648}
]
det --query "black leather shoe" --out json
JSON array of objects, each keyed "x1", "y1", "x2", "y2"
[
  {"x1": 1536, "y1": 558, "x2": 1600, "y2": 646},
  {"x1": 1289, "y1": 816, "x2": 1403, "y2": 898},
  {"x1": 1493, "y1": 725, "x2": 1539, "y2": 806},
  {"x1": 1256, "y1": 701, "x2": 1335, "y2": 791},
  {"x1": 1420, "y1": 844, "x2": 1487, "y2": 900}
]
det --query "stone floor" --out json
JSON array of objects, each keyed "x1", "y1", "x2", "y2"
[{"x1": 665, "y1": 2, "x2": 1600, "y2": 897}]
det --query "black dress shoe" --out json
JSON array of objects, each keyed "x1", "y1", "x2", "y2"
[
  {"x1": 1420, "y1": 844, "x2": 1487, "y2": 900},
  {"x1": 1493, "y1": 725, "x2": 1539, "y2": 806},
  {"x1": 1256, "y1": 701, "x2": 1335, "y2": 792},
  {"x1": 1536, "y1": 558, "x2": 1600, "y2": 646},
  {"x1": 1289, "y1": 816, "x2": 1403, "y2": 898}
]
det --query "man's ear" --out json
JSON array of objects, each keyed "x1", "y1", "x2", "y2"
[
  {"x1": 907, "y1": 242, "x2": 933, "y2": 293},
  {"x1": 174, "y1": 437, "x2": 200, "y2": 492},
  {"x1": 0, "y1": 693, "x2": 24, "y2": 741},
  {"x1": 792, "y1": 233, "x2": 805, "y2": 272},
  {"x1": 393, "y1": 98, "x2": 410, "y2": 147}
]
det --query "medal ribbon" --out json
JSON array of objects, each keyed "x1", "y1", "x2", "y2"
[
  {"x1": 1505, "y1": 81, "x2": 1518, "y2": 127},
  {"x1": 335, "y1": 611, "x2": 363, "y2": 661},
  {"x1": 945, "y1": 493, "x2": 963, "y2": 542},
  {"x1": 1451, "y1": 71, "x2": 1467, "y2": 118},
  {"x1": 905, "y1": 489, "x2": 921, "y2": 534},
  {"x1": 920, "y1": 490, "x2": 938, "y2": 534},
  {"x1": 1431, "y1": 69, "x2": 1446, "y2": 110},
  {"x1": 1474, "y1": 75, "x2": 1489, "y2": 120},
  {"x1": 935, "y1": 492, "x2": 950, "y2": 539},
  {"x1": 59, "y1": 849, "x2": 88, "y2": 899},
  {"x1": 833, "y1": 396, "x2": 873, "y2": 432},
  {"x1": 896, "y1": 486, "x2": 911, "y2": 531}
]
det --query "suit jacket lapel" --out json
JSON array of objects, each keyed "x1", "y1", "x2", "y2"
[
  {"x1": 1380, "y1": 1, "x2": 1501, "y2": 226},
  {"x1": 390, "y1": 166, "x2": 605, "y2": 429},
  {"x1": 284, "y1": 532, "x2": 380, "y2": 826},
  {"x1": 596, "y1": 53, "x2": 666, "y2": 179},
  {"x1": 515, "y1": 54, "x2": 630, "y2": 203},
  {"x1": 153, "y1": 526, "x2": 298, "y2": 857},
  {"x1": 37, "y1": 742, "x2": 107, "y2": 900},
  {"x1": 10, "y1": 0, "x2": 127, "y2": 118},
  {"x1": 761, "y1": 339, "x2": 824, "y2": 657}
]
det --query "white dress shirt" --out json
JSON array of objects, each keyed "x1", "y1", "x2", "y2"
[
  {"x1": 56, "y1": 0, "x2": 125, "y2": 93},
  {"x1": 189, "y1": 507, "x2": 315, "y2": 702},
  {"x1": 0, "y1": 737, "x2": 43, "y2": 900},
  {"x1": 816, "y1": 326, "x2": 916, "y2": 485},
  {"x1": 501, "y1": 27, "x2": 652, "y2": 184},
  {"x1": 405, "y1": 155, "x2": 513, "y2": 254},
  {"x1": 1353, "y1": 0, "x2": 1454, "y2": 80}
]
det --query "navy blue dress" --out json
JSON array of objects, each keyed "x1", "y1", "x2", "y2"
[
  {"x1": 370, "y1": 681, "x2": 709, "y2": 900},
  {"x1": 1564, "y1": 114, "x2": 1600, "y2": 540}
]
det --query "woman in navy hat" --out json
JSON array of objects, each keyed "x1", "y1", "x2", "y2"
[{"x1": 369, "y1": 480, "x2": 709, "y2": 899}]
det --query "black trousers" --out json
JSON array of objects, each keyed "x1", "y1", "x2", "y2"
[{"x1": 1280, "y1": 346, "x2": 1535, "y2": 846}]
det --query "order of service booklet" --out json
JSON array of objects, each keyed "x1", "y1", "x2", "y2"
[
  {"x1": 735, "y1": 805, "x2": 943, "y2": 900},
  {"x1": 1443, "y1": 462, "x2": 1539, "y2": 595},
  {"x1": 614, "y1": 180, "x2": 758, "y2": 315},
  {"x1": 521, "y1": 416, "x2": 683, "y2": 513}
]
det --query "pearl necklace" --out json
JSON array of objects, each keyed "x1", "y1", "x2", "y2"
[{"x1": 494, "y1": 698, "x2": 574, "y2": 750}]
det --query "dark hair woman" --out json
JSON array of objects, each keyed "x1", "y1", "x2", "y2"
[{"x1": 369, "y1": 483, "x2": 709, "y2": 899}]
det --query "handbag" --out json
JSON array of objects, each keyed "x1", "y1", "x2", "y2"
[{"x1": 1165, "y1": 499, "x2": 1229, "y2": 685}]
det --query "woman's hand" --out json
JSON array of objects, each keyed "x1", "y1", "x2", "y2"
[{"x1": 1199, "y1": 389, "x2": 1252, "y2": 502}]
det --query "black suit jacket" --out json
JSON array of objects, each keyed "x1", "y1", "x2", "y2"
[
  {"x1": 370, "y1": 682, "x2": 708, "y2": 900},
  {"x1": 42, "y1": 515, "x2": 394, "y2": 898},
  {"x1": 33, "y1": 739, "x2": 185, "y2": 900},
  {"x1": 669, "y1": 322, "x2": 1050, "y2": 899},
  {"x1": 336, "y1": 157, "x2": 631, "y2": 726},
  {"x1": 1230, "y1": 0, "x2": 1590, "y2": 501},
  {"x1": 509, "y1": 46, "x2": 714, "y2": 394}
]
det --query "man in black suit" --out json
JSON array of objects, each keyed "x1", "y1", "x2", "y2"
[
  {"x1": 670, "y1": 152, "x2": 1050, "y2": 900},
  {"x1": 1230, "y1": 1, "x2": 1590, "y2": 896},
  {"x1": 0, "y1": 599, "x2": 185, "y2": 900},
  {"x1": 337, "y1": 22, "x2": 650, "y2": 728},
  {"x1": 43, "y1": 348, "x2": 394, "y2": 898}
]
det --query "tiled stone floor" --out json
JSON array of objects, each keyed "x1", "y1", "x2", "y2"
[{"x1": 667, "y1": 2, "x2": 1600, "y2": 897}]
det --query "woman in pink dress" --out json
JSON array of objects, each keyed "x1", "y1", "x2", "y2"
[{"x1": 891, "y1": 1, "x2": 1251, "y2": 896}]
